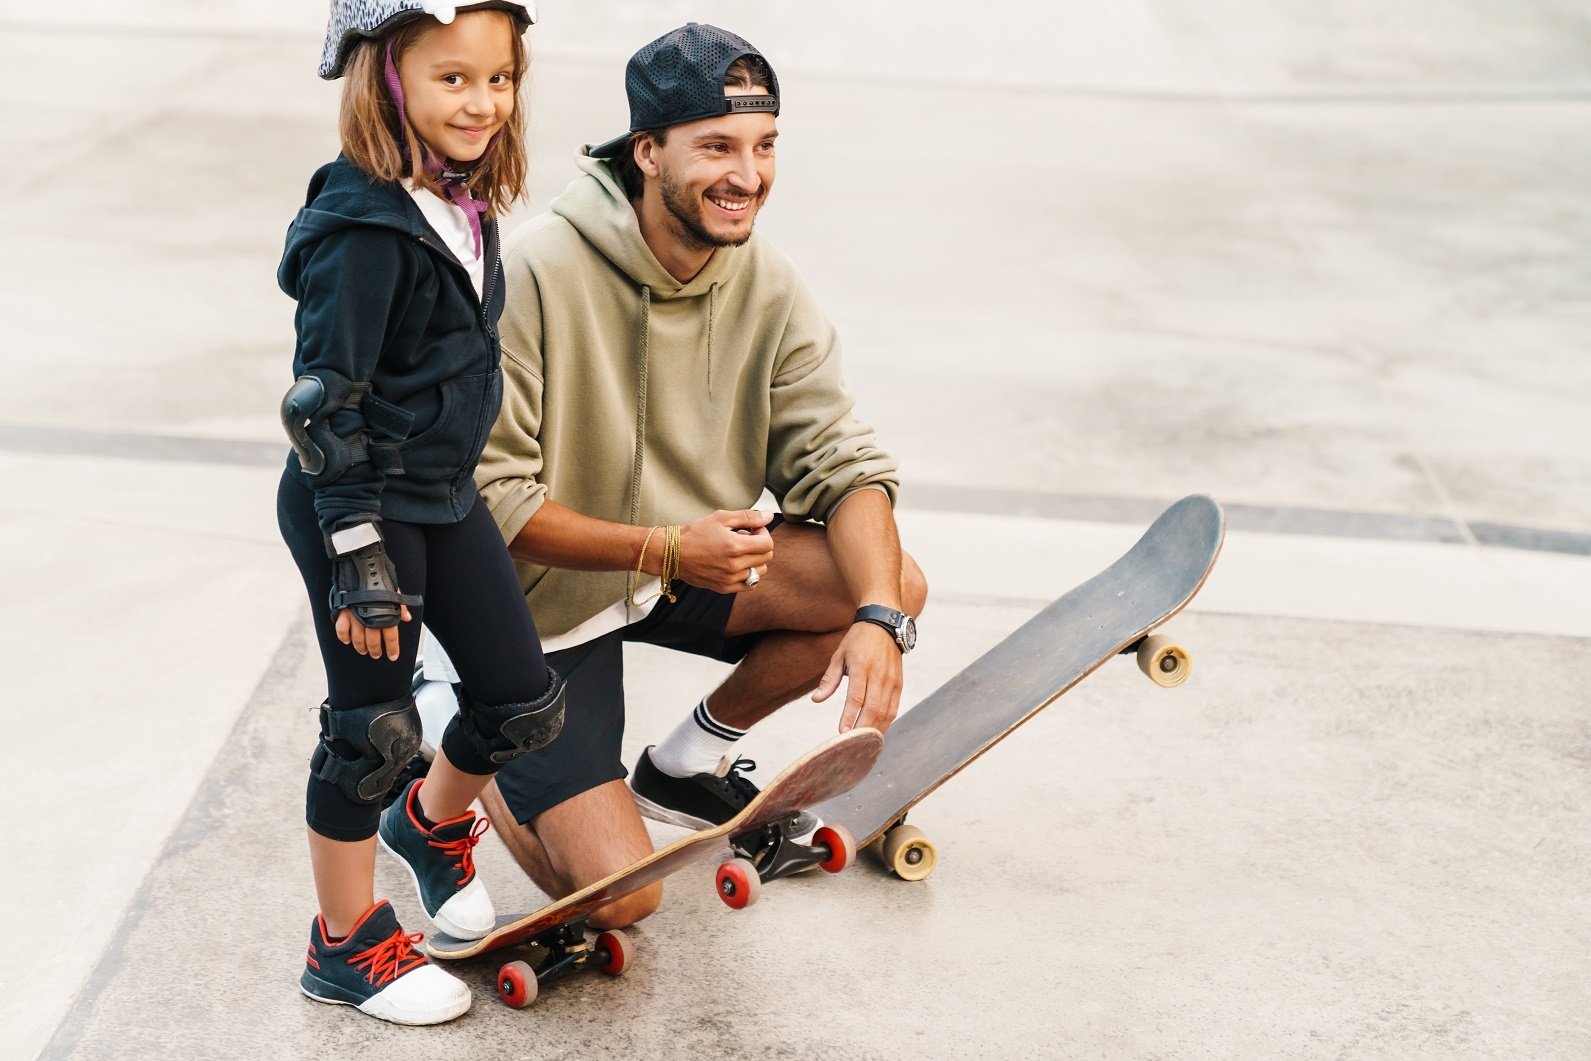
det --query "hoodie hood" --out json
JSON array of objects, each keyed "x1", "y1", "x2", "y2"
[
  {"x1": 548, "y1": 152, "x2": 744, "y2": 300},
  {"x1": 278, "y1": 157, "x2": 428, "y2": 297}
]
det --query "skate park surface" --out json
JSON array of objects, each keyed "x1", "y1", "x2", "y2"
[{"x1": 3, "y1": 1, "x2": 1588, "y2": 1057}]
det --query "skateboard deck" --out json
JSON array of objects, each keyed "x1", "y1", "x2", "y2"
[
  {"x1": 425, "y1": 726, "x2": 882, "y2": 1003},
  {"x1": 809, "y1": 493, "x2": 1224, "y2": 880}
]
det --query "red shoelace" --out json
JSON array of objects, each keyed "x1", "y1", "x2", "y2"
[
  {"x1": 350, "y1": 928, "x2": 428, "y2": 987},
  {"x1": 429, "y1": 817, "x2": 490, "y2": 887}
]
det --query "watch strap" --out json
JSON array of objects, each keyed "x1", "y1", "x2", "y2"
[{"x1": 854, "y1": 605, "x2": 910, "y2": 652}]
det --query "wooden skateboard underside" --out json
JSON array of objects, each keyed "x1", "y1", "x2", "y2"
[
  {"x1": 427, "y1": 726, "x2": 883, "y2": 960},
  {"x1": 811, "y1": 493, "x2": 1225, "y2": 849}
]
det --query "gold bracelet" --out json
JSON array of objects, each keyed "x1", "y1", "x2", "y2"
[
  {"x1": 659, "y1": 524, "x2": 681, "y2": 604},
  {"x1": 628, "y1": 525, "x2": 660, "y2": 607}
]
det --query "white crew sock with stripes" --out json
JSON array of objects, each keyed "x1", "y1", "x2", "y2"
[{"x1": 649, "y1": 698, "x2": 747, "y2": 778}]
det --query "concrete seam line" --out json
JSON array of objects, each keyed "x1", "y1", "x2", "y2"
[
  {"x1": 900, "y1": 485, "x2": 1591, "y2": 557},
  {"x1": 39, "y1": 622, "x2": 309, "y2": 1061},
  {"x1": 0, "y1": 422, "x2": 283, "y2": 468},
  {"x1": 3, "y1": 421, "x2": 1587, "y2": 557}
]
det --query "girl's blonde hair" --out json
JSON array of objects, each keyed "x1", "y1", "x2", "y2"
[{"x1": 338, "y1": 13, "x2": 528, "y2": 216}]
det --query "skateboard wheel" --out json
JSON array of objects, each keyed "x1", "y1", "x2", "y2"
[
  {"x1": 497, "y1": 960, "x2": 538, "y2": 1009},
  {"x1": 814, "y1": 823, "x2": 856, "y2": 874},
  {"x1": 881, "y1": 824, "x2": 937, "y2": 881},
  {"x1": 596, "y1": 929, "x2": 633, "y2": 976},
  {"x1": 715, "y1": 857, "x2": 761, "y2": 909},
  {"x1": 1136, "y1": 634, "x2": 1191, "y2": 688}
]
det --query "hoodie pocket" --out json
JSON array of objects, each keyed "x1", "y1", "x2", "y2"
[{"x1": 399, "y1": 372, "x2": 493, "y2": 481}]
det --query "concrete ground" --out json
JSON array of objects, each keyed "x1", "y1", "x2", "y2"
[{"x1": 3, "y1": 2, "x2": 1587, "y2": 1058}]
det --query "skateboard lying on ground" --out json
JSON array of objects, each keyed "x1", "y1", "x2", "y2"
[
  {"x1": 425, "y1": 726, "x2": 883, "y2": 1008},
  {"x1": 796, "y1": 493, "x2": 1224, "y2": 882}
]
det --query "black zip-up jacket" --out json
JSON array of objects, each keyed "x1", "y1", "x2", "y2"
[{"x1": 278, "y1": 155, "x2": 504, "y2": 537}]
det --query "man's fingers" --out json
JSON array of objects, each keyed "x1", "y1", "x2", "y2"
[
  {"x1": 857, "y1": 680, "x2": 902, "y2": 733},
  {"x1": 841, "y1": 673, "x2": 869, "y2": 732},
  {"x1": 383, "y1": 625, "x2": 401, "y2": 661},
  {"x1": 723, "y1": 508, "x2": 774, "y2": 530},
  {"x1": 335, "y1": 611, "x2": 352, "y2": 646},
  {"x1": 812, "y1": 653, "x2": 844, "y2": 704}
]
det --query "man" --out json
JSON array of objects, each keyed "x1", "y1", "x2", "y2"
[{"x1": 436, "y1": 23, "x2": 926, "y2": 927}]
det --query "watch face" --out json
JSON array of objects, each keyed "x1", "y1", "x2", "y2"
[{"x1": 899, "y1": 616, "x2": 917, "y2": 652}]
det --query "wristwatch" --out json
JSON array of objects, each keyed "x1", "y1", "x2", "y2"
[{"x1": 854, "y1": 605, "x2": 917, "y2": 654}]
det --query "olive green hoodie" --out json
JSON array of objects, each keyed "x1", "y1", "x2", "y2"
[{"x1": 476, "y1": 154, "x2": 899, "y2": 637}]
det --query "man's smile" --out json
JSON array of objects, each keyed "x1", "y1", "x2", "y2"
[{"x1": 706, "y1": 191, "x2": 757, "y2": 215}]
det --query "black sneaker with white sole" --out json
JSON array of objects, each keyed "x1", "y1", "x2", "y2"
[
  {"x1": 629, "y1": 747, "x2": 822, "y2": 838},
  {"x1": 378, "y1": 779, "x2": 495, "y2": 940},
  {"x1": 300, "y1": 900, "x2": 470, "y2": 1025},
  {"x1": 629, "y1": 746, "x2": 761, "y2": 829}
]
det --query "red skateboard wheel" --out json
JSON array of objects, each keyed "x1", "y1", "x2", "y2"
[
  {"x1": 715, "y1": 857, "x2": 761, "y2": 909},
  {"x1": 814, "y1": 823, "x2": 857, "y2": 873},
  {"x1": 497, "y1": 959, "x2": 538, "y2": 1009}
]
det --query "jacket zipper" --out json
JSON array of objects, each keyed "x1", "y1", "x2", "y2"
[
  {"x1": 413, "y1": 233, "x2": 501, "y2": 506},
  {"x1": 414, "y1": 234, "x2": 498, "y2": 336}
]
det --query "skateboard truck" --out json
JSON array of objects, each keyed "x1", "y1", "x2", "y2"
[
  {"x1": 727, "y1": 816, "x2": 858, "y2": 890},
  {"x1": 494, "y1": 920, "x2": 632, "y2": 1009}
]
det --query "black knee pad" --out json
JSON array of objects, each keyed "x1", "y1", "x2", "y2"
[
  {"x1": 310, "y1": 696, "x2": 424, "y2": 805},
  {"x1": 456, "y1": 669, "x2": 567, "y2": 766}
]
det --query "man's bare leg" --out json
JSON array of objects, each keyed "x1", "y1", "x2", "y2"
[
  {"x1": 706, "y1": 522, "x2": 928, "y2": 729},
  {"x1": 479, "y1": 779, "x2": 661, "y2": 930},
  {"x1": 703, "y1": 628, "x2": 846, "y2": 730},
  {"x1": 477, "y1": 524, "x2": 925, "y2": 926}
]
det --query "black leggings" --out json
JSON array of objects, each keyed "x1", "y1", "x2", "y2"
[{"x1": 278, "y1": 470, "x2": 548, "y2": 841}]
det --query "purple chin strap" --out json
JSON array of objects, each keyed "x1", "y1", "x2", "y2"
[{"x1": 385, "y1": 38, "x2": 489, "y2": 257}]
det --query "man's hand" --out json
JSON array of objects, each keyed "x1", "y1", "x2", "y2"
[
  {"x1": 812, "y1": 621, "x2": 904, "y2": 732},
  {"x1": 335, "y1": 602, "x2": 413, "y2": 662},
  {"x1": 675, "y1": 509, "x2": 775, "y2": 593}
]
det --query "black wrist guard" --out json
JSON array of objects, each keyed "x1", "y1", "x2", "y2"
[{"x1": 326, "y1": 522, "x2": 422, "y2": 628}]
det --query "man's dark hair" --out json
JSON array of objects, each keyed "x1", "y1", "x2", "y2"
[{"x1": 610, "y1": 55, "x2": 775, "y2": 200}]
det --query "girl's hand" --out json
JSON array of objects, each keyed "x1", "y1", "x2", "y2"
[{"x1": 335, "y1": 603, "x2": 413, "y2": 661}]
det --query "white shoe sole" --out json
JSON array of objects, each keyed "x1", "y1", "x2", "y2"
[{"x1": 301, "y1": 973, "x2": 470, "y2": 1025}]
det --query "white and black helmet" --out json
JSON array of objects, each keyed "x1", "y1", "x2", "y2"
[{"x1": 319, "y1": 0, "x2": 536, "y2": 79}]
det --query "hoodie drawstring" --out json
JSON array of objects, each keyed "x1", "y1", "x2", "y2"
[
  {"x1": 625, "y1": 286, "x2": 653, "y2": 604},
  {"x1": 706, "y1": 282, "x2": 718, "y2": 396}
]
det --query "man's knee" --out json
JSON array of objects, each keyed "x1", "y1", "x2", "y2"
[
  {"x1": 902, "y1": 551, "x2": 929, "y2": 616},
  {"x1": 589, "y1": 882, "x2": 663, "y2": 930}
]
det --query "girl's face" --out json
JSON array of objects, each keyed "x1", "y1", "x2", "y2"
[{"x1": 398, "y1": 11, "x2": 517, "y2": 164}]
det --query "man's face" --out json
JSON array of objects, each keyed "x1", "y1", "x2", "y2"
[{"x1": 644, "y1": 90, "x2": 777, "y2": 251}]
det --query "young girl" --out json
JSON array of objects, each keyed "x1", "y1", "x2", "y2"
[{"x1": 277, "y1": 0, "x2": 557, "y2": 1025}]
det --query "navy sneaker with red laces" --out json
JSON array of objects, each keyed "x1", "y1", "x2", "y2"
[
  {"x1": 299, "y1": 899, "x2": 470, "y2": 1025},
  {"x1": 378, "y1": 778, "x2": 495, "y2": 939}
]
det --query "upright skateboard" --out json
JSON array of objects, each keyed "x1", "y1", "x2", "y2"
[
  {"x1": 803, "y1": 493, "x2": 1224, "y2": 881},
  {"x1": 426, "y1": 727, "x2": 883, "y2": 1008}
]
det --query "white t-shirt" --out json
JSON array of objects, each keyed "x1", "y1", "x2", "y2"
[
  {"x1": 407, "y1": 183, "x2": 484, "y2": 299},
  {"x1": 404, "y1": 183, "x2": 661, "y2": 678},
  {"x1": 420, "y1": 595, "x2": 660, "y2": 681}
]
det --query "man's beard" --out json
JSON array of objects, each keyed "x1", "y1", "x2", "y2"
[{"x1": 659, "y1": 170, "x2": 759, "y2": 251}]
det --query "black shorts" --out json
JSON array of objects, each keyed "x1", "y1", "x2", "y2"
[{"x1": 492, "y1": 578, "x2": 761, "y2": 824}]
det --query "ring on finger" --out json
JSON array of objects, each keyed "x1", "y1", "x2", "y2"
[{"x1": 745, "y1": 567, "x2": 761, "y2": 587}]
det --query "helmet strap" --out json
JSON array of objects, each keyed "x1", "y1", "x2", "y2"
[{"x1": 385, "y1": 37, "x2": 488, "y2": 257}]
